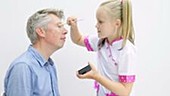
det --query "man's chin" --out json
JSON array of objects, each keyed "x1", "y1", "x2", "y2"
[
  {"x1": 55, "y1": 44, "x2": 64, "y2": 51},
  {"x1": 59, "y1": 44, "x2": 64, "y2": 48}
]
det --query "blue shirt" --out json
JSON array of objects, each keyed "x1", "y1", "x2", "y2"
[{"x1": 4, "y1": 45, "x2": 60, "y2": 96}]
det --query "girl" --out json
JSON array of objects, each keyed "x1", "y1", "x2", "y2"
[{"x1": 67, "y1": 0, "x2": 136, "y2": 96}]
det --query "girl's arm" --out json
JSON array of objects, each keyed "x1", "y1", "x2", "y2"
[
  {"x1": 94, "y1": 73, "x2": 133, "y2": 96},
  {"x1": 77, "y1": 62, "x2": 134, "y2": 96},
  {"x1": 67, "y1": 17, "x2": 85, "y2": 47}
]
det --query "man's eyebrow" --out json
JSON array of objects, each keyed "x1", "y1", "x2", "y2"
[
  {"x1": 57, "y1": 22, "x2": 65, "y2": 25},
  {"x1": 56, "y1": 22, "x2": 64, "y2": 24},
  {"x1": 56, "y1": 22, "x2": 62, "y2": 24}
]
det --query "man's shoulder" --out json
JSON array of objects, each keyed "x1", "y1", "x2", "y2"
[
  {"x1": 10, "y1": 51, "x2": 35, "y2": 68},
  {"x1": 14, "y1": 51, "x2": 31, "y2": 62}
]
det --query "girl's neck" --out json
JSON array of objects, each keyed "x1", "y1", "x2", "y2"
[{"x1": 107, "y1": 36, "x2": 122, "y2": 45}]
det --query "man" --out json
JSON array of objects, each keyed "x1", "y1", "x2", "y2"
[{"x1": 3, "y1": 8, "x2": 67, "y2": 96}]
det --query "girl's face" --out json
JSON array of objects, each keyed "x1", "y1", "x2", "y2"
[{"x1": 96, "y1": 7, "x2": 118, "y2": 41}]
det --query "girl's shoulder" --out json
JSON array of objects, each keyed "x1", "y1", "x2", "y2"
[{"x1": 120, "y1": 40, "x2": 136, "y2": 54}]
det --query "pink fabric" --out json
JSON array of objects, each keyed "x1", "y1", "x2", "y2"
[
  {"x1": 106, "y1": 37, "x2": 123, "y2": 45},
  {"x1": 94, "y1": 81, "x2": 99, "y2": 92},
  {"x1": 119, "y1": 75, "x2": 135, "y2": 83},
  {"x1": 84, "y1": 36, "x2": 94, "y2": 51},
  {"x1": 106, "y1": 92, "x2": 118, "y2": 96},
  {"x1": 106, "y1": 39, "x2": 117, "y2": 65}
]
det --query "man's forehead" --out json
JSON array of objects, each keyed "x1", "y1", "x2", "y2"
[{"x1": 48, "y1": 14, "x2": 63, "y2": 23}]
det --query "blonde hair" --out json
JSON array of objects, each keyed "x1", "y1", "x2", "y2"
[{"x1": 99, "y1": 0, "x2": 135, "y2": 49}]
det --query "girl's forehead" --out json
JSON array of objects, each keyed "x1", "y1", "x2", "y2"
[
  {"x1": 97, "y1": 7, "x2": 105, "y2": 14},
  {"x1": 96, "y1": 8, "x2": 109, "y2": 18}
]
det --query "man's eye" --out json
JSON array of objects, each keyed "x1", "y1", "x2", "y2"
[
  {"x1": 57, "y1": 22, "x2": 65, "y2": 28},
  {"x1": 57, "y1": 24, "x2": 63, "y2": 28},
  {"x1": 58, "y1": 25, "x2": 62, "y2": 28}
]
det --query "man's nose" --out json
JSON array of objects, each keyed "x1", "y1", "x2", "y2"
[{"x1": 63, "y1": 28, "x2": 68, "y2": 34}]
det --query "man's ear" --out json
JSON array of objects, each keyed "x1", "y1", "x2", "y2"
[{"x1": 35, "y1": 28, "x2": 46, "y2": 37}]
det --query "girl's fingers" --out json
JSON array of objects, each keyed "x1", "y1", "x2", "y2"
[{"x1": 67, "y1": 17, "x2": 83, "y2": 26}]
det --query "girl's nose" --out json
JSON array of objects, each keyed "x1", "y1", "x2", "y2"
[
  {"x1": 95, "y1": 23, "x2": 100, "y2": 30},
  {"x1": 95, "y1": 23, "x2": 99, "y2": 28}
]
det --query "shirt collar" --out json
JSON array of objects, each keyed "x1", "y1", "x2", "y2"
[
  {"x1": 106, "y1": 37, "x2": 123, "y2": 45},
  {"x1": 28, "y1": 45, "x2": 54, "y2": 67}
]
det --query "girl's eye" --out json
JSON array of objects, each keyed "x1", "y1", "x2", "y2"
[{"x1": 98, "y1": 21, "x2": 103, "y2": 24}]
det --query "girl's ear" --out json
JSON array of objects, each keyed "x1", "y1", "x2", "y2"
[
  {"x1": 115, "y1": 19, "x2": 121, "y2": 27},
  {"x1": 35, "y1": 28, "x2": 46, "y2": 38}
]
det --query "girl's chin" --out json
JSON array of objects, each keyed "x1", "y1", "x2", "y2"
[
  {"x1": 98, "y1": 34, "x2": 102, "y2": 38},
  {"x1": 98, "y1": 34, "x2": 105, "y2": 39}
]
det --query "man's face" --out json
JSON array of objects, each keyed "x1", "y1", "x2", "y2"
[{"x1": 44, "y1": 14, "x2": 68, "y2": 50}]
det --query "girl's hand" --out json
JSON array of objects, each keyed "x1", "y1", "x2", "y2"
[
  {"x1": 67, "y1": 16, "x2": 77, "y2": 26},
  {"x1": 76, "y1": 62, "x2": 99, "y2": 80}
]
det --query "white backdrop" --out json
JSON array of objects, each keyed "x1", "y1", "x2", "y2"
[{"x1": 0, "y1": 0, "x2": 170, "y2": 96}]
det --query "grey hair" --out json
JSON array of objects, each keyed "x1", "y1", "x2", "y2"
[{"x1": 26, "y1": 8, "x2": 64, "y2": 44}]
